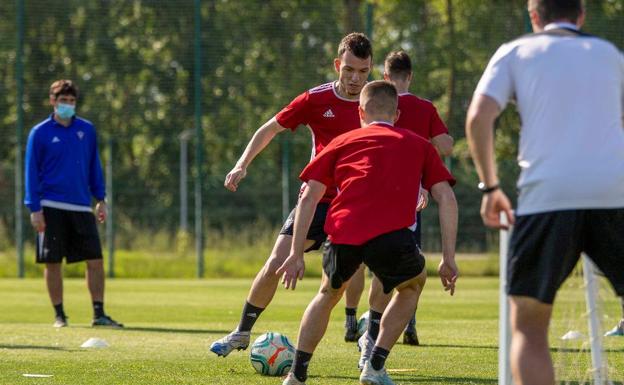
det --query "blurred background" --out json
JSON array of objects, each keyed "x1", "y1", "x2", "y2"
[{"x1": 1, "y1": 0, "x2": 623, "y2": 278}]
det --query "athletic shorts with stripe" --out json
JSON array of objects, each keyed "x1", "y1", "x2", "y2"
[
  {"x1": 507, "y1": 208, "x2": 624, "y2": 304},
  {"x1": 279, "y1": 202, "x2": 329, "y2": 252},
  {"x1": 36, "y1": 206, "x2": 103, "y2": 264}
]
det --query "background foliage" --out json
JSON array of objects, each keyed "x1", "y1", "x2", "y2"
[{"x1": 1, "y1": 0, "x2": 623, "y2": 265}]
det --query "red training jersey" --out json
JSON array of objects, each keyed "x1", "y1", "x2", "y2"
[
  {"x1": 396, "y1": 93, "x2": 448, "y2": 139},
  {"x1": 275, "y1": 82, "x2": 360, "y2": 202},
  {"x1": 300, "y1": 123, "x2": 455, "y2": 245}
]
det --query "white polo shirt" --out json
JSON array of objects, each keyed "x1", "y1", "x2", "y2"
[{"x1": 475, "y1": 22, "x2": 624, "y2": 215}]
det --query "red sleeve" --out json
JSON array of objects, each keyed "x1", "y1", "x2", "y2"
[
  {"x1": 275, "y1": 91, "x2": 310, "y2": 131},
  {"x1": 299, "y1": 139, "x2": 339, "y2": 187},
  {"x1": 421, "y1": 144, "x2": 455, "y2": 190},
  {"x1": 428, "y1": 104, "x2": 449, "y2": 138}
]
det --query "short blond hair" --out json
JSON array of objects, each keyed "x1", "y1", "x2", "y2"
[{"x1": 360, "y1": 81, "x2": 398, "y2": 117}]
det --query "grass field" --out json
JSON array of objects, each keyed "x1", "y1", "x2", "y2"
[{"x1": 0, "y1": 277, "x2": 622, "y2": 384}]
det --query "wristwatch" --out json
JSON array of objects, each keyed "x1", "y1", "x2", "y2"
[{"x1": 478, "y1": 182, "x2": 499, "y2": 194}]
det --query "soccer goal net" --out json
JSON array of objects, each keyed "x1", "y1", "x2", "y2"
[{"x1": 498, "y1": 218, "x2": 620, "y2": 385}]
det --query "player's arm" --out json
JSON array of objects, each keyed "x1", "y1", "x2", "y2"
[
  {"x1": 466, "y1": 94, "x2": 514, "y2": 228},
  {"x1": 276, "y1": 180, "x2": 326, "y2": 290},
  {"x1": 89, "y1": 130, "x2": 107, "y2": 223},
  {"x1": 430, "y1": 180, "x2": 458, "y2": 295},
  {"x1": 431, "y1": 133, "x2": 454, "y2": 157},
  {"x1": 24, "y1": 130, "x2": 45, "y2": 232},
  {"x1": 224, "y1": 117, "x2": 288, "y2": 191}
]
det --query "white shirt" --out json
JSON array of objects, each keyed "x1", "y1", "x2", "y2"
[{"x1": 475, "y1": 22, "x2": 624, "y2": 215}]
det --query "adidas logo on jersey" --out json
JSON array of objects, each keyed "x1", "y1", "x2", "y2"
[
  {"x1": 52, "y1": 136, "x2": 61, "y2": 143},
  {"x1": 323, "y1": 109, "x2": 335, "y2": 118}
]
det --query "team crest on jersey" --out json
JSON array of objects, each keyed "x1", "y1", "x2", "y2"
[
  {"x1": 77, "y1": 131, "x2": 84, "y2": 140},
  {"x1": 323, "y1": 109, "x2": 335, "y2": 118}
]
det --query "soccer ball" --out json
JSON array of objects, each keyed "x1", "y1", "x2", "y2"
[
  {"x1": 357, "y1": 311, "x2": 370, "y2": 337},
  {"x1": 249, "y1": 332, "x2": 296, "y2": 376}
]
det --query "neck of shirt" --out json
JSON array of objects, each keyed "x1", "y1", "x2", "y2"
[
  {"x1": 544, "y1": 21, "x2": 579, "y2": 31},
  {"x1": 369, "y1": 120, "x2": 394, "y2": 127}
]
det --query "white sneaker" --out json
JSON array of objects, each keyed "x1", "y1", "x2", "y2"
[
  {"x1": 359, "y1": 361, "x2": 396, "y2": 385},
  {"x1": 282, "y1": 372, "x2": 306, "y2": 385},
  {"x1": 358, "y1": 331, "x2": 374, "y2": 370},
  {"x1": 209, "y1": 330, "x2": 250, "y2": 357}
]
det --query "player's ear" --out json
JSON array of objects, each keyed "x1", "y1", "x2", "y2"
[
  {"x1": 393, "y1": 108, "x2": 400, "y2": 124},
  {"x1": 358, "y1": 106, "x2": 366, "y2": 123},
  {"x1": 334, "y1": 58, "x2": 341, "y2": 73},
  {"x1": 383, "y1": 72, "x2": 390, "y2": 81}
]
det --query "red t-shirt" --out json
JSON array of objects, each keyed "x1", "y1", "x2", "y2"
[
  {"x1": 396, "y1": 93, "x2": 448, "y2": 139},
  {"x1": 300, "y1": 123, "x2": 455, "y2": 245},
  {"x1": 275, "y1": 82, "x2": 361, "y2": 202}
]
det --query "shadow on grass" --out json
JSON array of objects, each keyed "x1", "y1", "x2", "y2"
[
  {"x1": 120, "y1": 326, "x2": 232, "y2": 334},
  {"x1": 316, "y1": 374, "x2": 496, "y2": 384},
  {"x1": 417, "y1": 343, "x2": 498, "y2": 350},
  {"x1": 551, "y1": 347, "x2": 624, "y2": 353},
  {"x1": 0, "y1": 344, "x2": 78, "y2": 351}
]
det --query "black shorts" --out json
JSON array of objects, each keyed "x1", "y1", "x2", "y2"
[
  {"x1": 323, "y1": 228, "x2": 425, "y2": 294},
  {"x1": 507, "y1": 208, "x2": 624, "y2": 304},
  {"x1": 279, "y1": 202, "x2": 329, "y2": 252},
  {"x1": 36, "y1": 206, "x2": 103, "y2": 264}
]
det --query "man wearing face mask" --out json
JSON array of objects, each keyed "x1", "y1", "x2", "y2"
[{"x1": 24, "y1": 79, "x2": 123, "y2": 329}]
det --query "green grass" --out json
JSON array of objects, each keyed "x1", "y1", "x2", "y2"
[
  {"x1": 0, "y1": 248, "x2": 499, "y2": 278},
  {"x1": 0, "y1": 277, "x2": 622, "y2": 384}
]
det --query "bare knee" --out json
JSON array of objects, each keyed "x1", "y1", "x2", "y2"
[
  {"x1": 45, "y1": 263, "x2": 62, "y2": 274},
  {"x1": 86, "y1": 259, "x2": 103, "y2": 272},
  {"x1": 510, "y1": 296, "x2": 552, "y2": 342}
]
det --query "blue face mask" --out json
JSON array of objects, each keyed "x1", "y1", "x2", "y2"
[{"x1": 56, "y1": 103, "x2": 75, "y2": 120}]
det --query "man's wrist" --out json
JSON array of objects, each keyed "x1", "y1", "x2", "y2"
[{"x1": 477, "y1": 182, "x2": 499, "y2": 194}]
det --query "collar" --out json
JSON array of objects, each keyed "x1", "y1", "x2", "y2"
[
  {"x1": 369, "y1": 120, "x2": 394, "y2": 127},
  {"x1": 49, "y1": 113, "x2": 75, "y2": 127},
  {"x1": 544, "y1": 22, "x2": 579, "y2": 31}
]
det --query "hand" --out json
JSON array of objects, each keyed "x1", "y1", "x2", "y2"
[
  {"x1": 275, "y1": 254, "x2": 305, "y2": 290},
  {"x1": 30, "y1": 211, "x2": 46, "y2": 232},
  {"x1": 224, "y1": 165, "x2": 247, "y2": 192},
  {"x1": 95, "y1": 201, "x2": 107, "y2": 223},
  {"x1": 480, "y1": 189, "x2": 515, "y2": 229},
  {"x1": 438, "y1": 258, "x2": 458, "y2": 296},
  {"x1": 417, "y1": 189, "x2": 429, "y2": 211}
]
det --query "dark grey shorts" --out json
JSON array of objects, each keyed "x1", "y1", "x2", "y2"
[{"x1": 507, "y1": 208, "x2": 624, "y2": 304}]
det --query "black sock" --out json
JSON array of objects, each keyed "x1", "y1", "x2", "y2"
[
  {"x1": 406, "y1": 312, "x2": 416, "y2": 331},
  {"x1": 345, "y1": 307, "x2": 357, "y2": 330},
  {"x1": 237, "y1": 301, "x2": 265, "y2": 332},
  {"x1": 53, "y1": 303, "x2": 65, "y2": 318},
  {"x1": 292, "y1": 350, "x2": 313, "y2": 382},
  {"x1": 370, "y1": 345, "x2": 390, "y2": 371},
  {"x1": 93, "y1": 301, "x2": 105, "y2": 318},
  {"x1": 368, "y1": 310, "x2": 383, "y2": 341}
]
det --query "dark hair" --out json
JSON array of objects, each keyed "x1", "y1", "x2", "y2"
[
  {"x1": 360, "y1": 80, "x2": 398, "y2": 117},
  {"x1": 49, "y1": 79, "x2": 79, "y2": 99},
  {"x1": 529, "y1": 0, "x2": 583, "y2": 24},
  {"x1": 384, "y1": 51, "x2": 412, "y2": 80},
  {"x1": 337, "y1": 32, "x2": 373, "y2": 60}
]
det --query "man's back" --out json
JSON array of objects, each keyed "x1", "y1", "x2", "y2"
[
  {"x1": 476, "y1": 26, "x2": 624, "y2": 215},
  {"x1": 301, "y1": 123, "x2": 453, "y2": 245}
]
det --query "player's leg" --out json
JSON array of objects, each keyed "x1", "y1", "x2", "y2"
[
  {"x1": 284, "y1": 274, "x2": 347, "y2": 385},
  {"x1": 358, "y1": 274, "x2": 392, "y2": 370},
  {"x1": 344, "y1": 263, "x2": 365, "y2": 341},
  {"x1": 584, "y1": 209, "x2": 624, "y2": 337},
  {"x1": 211, "y1": 203, "x2": 326, "y2": 357},
  {"x1": 404, "y1": 212, "x2": 423, "y2": 345},
  {"x1": 67, "y1": 210, "x2": 122, "y2": 328},
  {"x1": 509, "y1": 296, "x2": 554, "y2": 385},
  {"x1": 38, "y1": 207, "x2": 68, "y2": 327},
  {"x1": 506, "y1": 210, "x2": 586, "y2": 385},
  {"x1": 358, "y1": 228, "x2": 425, "y2": 385},
  {"x1": 45, "y1": 263, "x2": 66, "y2": 327},
  {"x1": 284, "y1": 241, "x2": 362, "y2": 385}
]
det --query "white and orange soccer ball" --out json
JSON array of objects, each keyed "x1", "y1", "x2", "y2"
[{"x1": 249, "y1": 332, "x2": 296, "y2": 376}]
